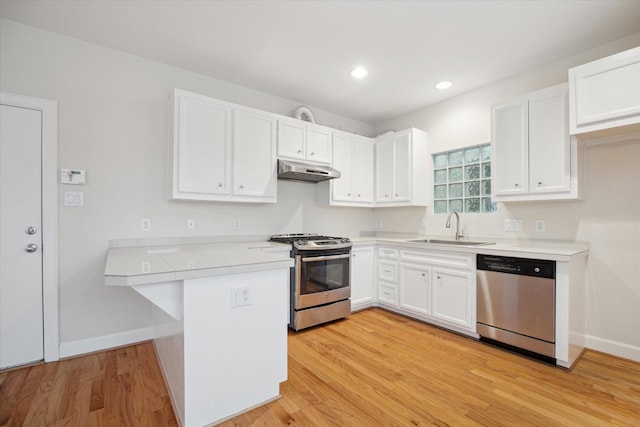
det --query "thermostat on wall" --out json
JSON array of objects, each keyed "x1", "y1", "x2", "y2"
[{"x1": 60, "y1": 168, "x2": 86, "y2": 185}]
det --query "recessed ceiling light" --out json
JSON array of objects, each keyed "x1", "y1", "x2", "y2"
[
  {"x1": 435, "y1": 80, "x2": 453, "y2": 90},
  {"x1": 350, "y1": 67, "x2": 369, "y2": 79}
]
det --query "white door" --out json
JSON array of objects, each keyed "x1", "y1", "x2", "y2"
[{"x1": 0, "y1": 104, "x2": 44, "y2": 369}]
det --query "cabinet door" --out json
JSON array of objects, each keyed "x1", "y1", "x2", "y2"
[
  {"x1": 528, "y1": 86, "x2": 571, "y2": 195},
  {"x1": 306, "y1": 126, "x2": 332, "y2": 164},
  {"x1": 399, "y1": 263, "x2": 431, "y2": 316},
  {"x1": 375, "y1": 135, "x2": 394, "y2": 202},
  {"x1": 353, "y1": 136, "x2": 374, "y2": 202},
  {"x1": 351, "y1": 246, "x2": 375, "y2": 309},
  {"x1": 176, "y1": 95, "x2": 231, "y2": 196},
  {"x1": 277, "y1": 120, "x2": 305, "y2": 159},
  {"x1": 331, "y1": 132, "x2": 354, "y2": 201},
  {"x1": 431, "y1": 267, "x2": 474, "y2": 330},
  {"x1": 492, "y1": 99, "x2": 529, "y2": 196},
  {"x1": 233, "y1": 109, "x2": 277, "y2": 200},
  {"x1": 392, "y1": 131, "x2": 411, "y2": 201},
  {"x1": 570, "y1": 46, "x2": 640, "y2": 134}
]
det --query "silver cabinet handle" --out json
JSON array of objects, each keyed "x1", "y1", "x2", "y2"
[
  {"x1": 301, "y1": 254, "x2": 350, "y2": 262},
  {"x1": 25, "y1": 243, "x2": 38, "y2": 253},
  {"x1": 25, "y1": 226, "x2": 37, "y2": 235}
]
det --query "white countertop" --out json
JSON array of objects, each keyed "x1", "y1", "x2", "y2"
[
  {"x1": 104, "y1": 234, "x2": 588, "y2": 287},
  {"x1": 104, "y1": 242, "x2": 293, "y2": 286},
  {"x1": 352, "y1": 234, "x2": 589, "y2": 260}
]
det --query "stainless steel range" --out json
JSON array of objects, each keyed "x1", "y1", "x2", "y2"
[{"x1": 270, "y1": 233, "x2": 352, "y2": 331}]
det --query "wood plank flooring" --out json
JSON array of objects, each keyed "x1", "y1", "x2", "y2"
[
  {"x1": 0, "y1": 342, "x2": 177, "y2": 426},
  {"x1": 2, "y1": 308, "x2": 639, "y2": 426}
]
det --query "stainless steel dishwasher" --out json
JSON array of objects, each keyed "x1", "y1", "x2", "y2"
[{"x1": 476, "y1": 254, "x2": 556, "y2": 361}]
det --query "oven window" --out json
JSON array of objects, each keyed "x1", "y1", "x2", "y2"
[{"x1": 300, "y1": 256, "x2": 349, "y2": 295}]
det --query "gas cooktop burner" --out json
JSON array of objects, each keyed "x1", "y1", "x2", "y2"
[{"x1": 269, "y1": 233, "x2": 352, "y2": 250}]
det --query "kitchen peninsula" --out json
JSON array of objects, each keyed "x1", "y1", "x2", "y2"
[{"x1": 104, "y1": 240, "x2": 293, "y2": 427}]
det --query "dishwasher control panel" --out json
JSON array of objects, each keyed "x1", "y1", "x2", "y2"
[{"x1": 477, "y1": 255, "x2": 555, "y2": 279}]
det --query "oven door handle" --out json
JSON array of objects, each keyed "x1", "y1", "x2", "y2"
[{"x1": 301, "y1": 254, "x2": 350, "y2": 262}]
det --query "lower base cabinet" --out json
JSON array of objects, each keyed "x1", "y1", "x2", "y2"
[
  {"x1": 351, "y1": 246, "x2": 375, "y2": 311},
  {"x1": 399, "y1": 263, "x2": 431, "y2": 317},
  {"x1": 375, "y1": 247, "x2": 476, "y2": 336},
  {"x1": 431, "y1": 267, "x2": 475, "y2": 330}
]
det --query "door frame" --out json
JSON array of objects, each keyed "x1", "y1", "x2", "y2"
[{"x1": 1, "y1": 92, "x2": 59, "y2": 363}]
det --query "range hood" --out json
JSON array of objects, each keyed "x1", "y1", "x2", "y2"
[{"x1": 277, "y1": 159, "x2": 340, "y2": 183}]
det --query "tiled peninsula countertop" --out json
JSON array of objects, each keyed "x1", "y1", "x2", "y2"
[{"x1": 104, "y1": 240, "x2": 293, "y2": 286}]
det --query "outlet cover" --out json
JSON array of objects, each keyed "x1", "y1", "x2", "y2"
[
  {"x1": 231, "y1": 286, "x2": 250, "y2": 308},
  {"x1": 536, "y1": 220, "x2": 546, "y2": 233}
]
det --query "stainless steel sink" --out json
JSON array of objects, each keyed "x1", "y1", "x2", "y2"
[{"x1": 406, "y1": 239, "x2": 493, "y2": 246}]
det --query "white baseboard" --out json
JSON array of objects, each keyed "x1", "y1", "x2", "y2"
[
  {"x1": 586, "y1": 334, "x2": 640, "y2": 363},
  {"x1": 59, "y1": 327, "x2": 154, "y2": 359}
]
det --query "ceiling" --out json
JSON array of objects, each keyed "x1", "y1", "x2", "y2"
[{"x1": 1, "y1": 1, "x2": 640, "y2": 124}]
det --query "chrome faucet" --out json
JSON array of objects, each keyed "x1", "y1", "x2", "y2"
[{"x1": 446, "y1": 211, "x2": 464, "y2": 241}]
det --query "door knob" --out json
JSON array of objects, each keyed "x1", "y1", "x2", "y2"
[
  {"x1": 25, "y1": 226, "x2": 37, "y2": 235},
  {"x1": 25, "y1": 243, "x2": 38, "y2": 253}
]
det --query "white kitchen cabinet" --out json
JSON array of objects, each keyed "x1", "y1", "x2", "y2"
[
  {"x1": 277, "y1": 118, "x2": 332, "y2": 164},
  {"x1": 431, "y1": 267, "x2": 475, "y2": 330},
  {"x1": 376, "y1": 247, "x2": 399, "y2": 308},
  {"x1": 569, "y1": 46, "x2": 640, "y2": 138},
  {"x1": 399, "y1": 263, "x2": 431, "y2": 317},
  {"x1": 375, "y1": 248, "x2": 477, "y2": 336},
  {"x1": 491, "y1": 83, "x2": 582, "y2": 202},
  {"x1": 351, "y1": 246, "x2": 375, "y2": 311},
  {"x1": 317, "y1": 131, "x2": 374, "y2": 207},
  {"x1": 232, "y1": 108, "x2": 277, "y2": 201},
  {"x1": 170, "y1": 89, "x2": 277, "y2": 203},
  {"x1": 171, "y1": 90, "x2": 231, "y2": 198},
  {"x1": 375, "y1": 128, "x2": 428, "y2": 207}
]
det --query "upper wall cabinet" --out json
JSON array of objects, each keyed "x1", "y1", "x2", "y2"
[
  {"x1": 317, "y1": 131, "x2": 375, "y2": 207},
  {"x1": 569, "y1": 46, "x2": 640, "y2": 139},
  {"x1": 491, "y1": 83, "x2": 582, "y2": 202},
  {"x1": 169, "y1": 89, "x2": 277, "y2": 203},
  {"x1": 375, "y1": 128, "x2": 429, "y2": 207},
  {"x1": 277, "y1": 117, "x2": 332, "y2": 165}
]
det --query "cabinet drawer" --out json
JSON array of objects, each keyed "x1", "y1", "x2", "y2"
[
  {"x1": 378, "y1": 247, "x2": 398, "y2": 259},
  {"x1": 378, "y1": 283, "x2": 398, "y2": 305},
  {"x1": 377, "y1": 259, "x2": 398, "y2": 282}
]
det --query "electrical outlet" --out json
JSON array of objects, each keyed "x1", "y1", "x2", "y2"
[
  {"x1": 187, "y1": 218, "x2": 195, "y2": 230},
  {"x1": 504, "y1": 219, "x2": 523, "y2": 232},
  {"x1": 141, "y1": 218, "x2": 151, "y2": 232},
  {"x1": 536, "y1": 220, "x2": 546, "y2": 233},
  {"x1": 234, "y1": 219, "x2": 241, "y2": 230},
  {"x1": 231, "y1": 286, "x2": 250, "y2": 308}
]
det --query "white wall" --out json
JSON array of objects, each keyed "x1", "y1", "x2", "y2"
[
  {"x1": 0, "y1": 19, "x2": 375, "y2": 351},
  {"x1": 374, "y1": 33, "x2": 640, "y2": 360}
]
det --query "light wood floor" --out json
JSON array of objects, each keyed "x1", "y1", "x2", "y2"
[{"x1": 2, "y1": 308, "x2": 640, "y2": 426}]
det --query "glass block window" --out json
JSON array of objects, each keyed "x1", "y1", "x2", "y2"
[{"x1": 433, "y1": 144, "x2": 496, "y2": 214}]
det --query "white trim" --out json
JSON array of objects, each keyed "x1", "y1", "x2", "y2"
[
  {"x1": 586, "y1": 334, "x2": 640, "y2": 363},
  {"x1": 59, "y1": 327, "x2": 154, "y2": 359},
  {"x1": 0, "y1": 92, "x2": 59, "y2": 363}
]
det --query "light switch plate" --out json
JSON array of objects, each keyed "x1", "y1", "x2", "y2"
[{"x1": 64, "y1": 191, "x2": 84, "y2": 206}]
